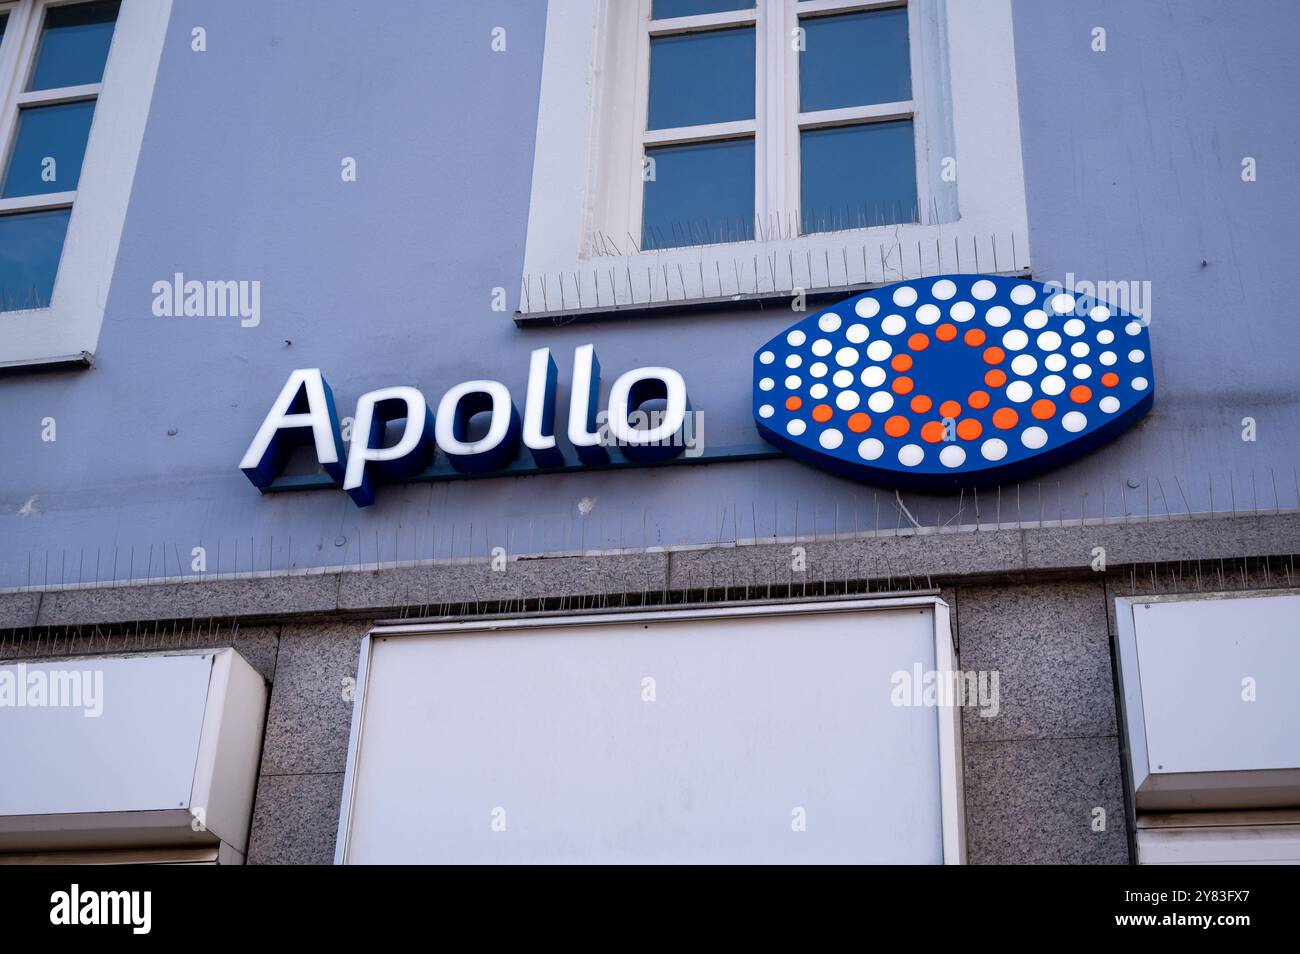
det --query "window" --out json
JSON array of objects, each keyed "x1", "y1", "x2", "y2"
[
  {"x1": 521, "y1": 0, "x2": 1029, "y2": 321},
  {"x1": 0, "y1": 0, "x2": 171, "y2": 371}
]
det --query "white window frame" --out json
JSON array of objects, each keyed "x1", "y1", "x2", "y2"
[
  {"x1": 520, "y1": 0, "x2": 1029, "y2": 322},
  {"x1": 0, "y1": 0, "x2": 171, "y2": 371}
]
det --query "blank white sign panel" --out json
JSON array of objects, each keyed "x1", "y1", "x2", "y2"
[{"x1": 342, "y1": 607, "x2": 944, "y2": 863}]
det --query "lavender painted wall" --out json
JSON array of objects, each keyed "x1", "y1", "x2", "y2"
[{"x1": 0, "y1": 0, "x2": 1296, "y2": 588}]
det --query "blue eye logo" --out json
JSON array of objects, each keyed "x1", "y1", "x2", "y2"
[{"x1": 753, "y1": 275, "x2": 1154, "y2": 489}]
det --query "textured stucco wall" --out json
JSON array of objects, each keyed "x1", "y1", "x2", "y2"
[{"x1": 0, "y1": 0, "x2": 1297, "y2": 589}]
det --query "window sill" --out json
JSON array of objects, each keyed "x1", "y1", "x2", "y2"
[{"x1": 0, "y1": 348, "x2": 94, "y2": 376}]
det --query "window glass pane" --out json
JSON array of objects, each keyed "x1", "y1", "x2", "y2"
[
  {"x1": 0, "y1": 13, "x2": 8, "y2": 42},
  {"x1": 800, "y1": 8, "x2": 911, "y2": 112},
  {"x1": 653, "y1": 0, "x2": 754, "y2": 18},
  {"x1": 648, "y1": 27, "x2": 755, "y2": 129},
  {"x1": 800, "y1": 120, "x2": 917, "y2": 233},
  {"x1": 643, "y1": 138, "x2": 754, "y2": 249},
  {"x1": 1, "y1": 101, "x2": 96, "y2": 198},
  {"x1": 0, "y1": 209, "x2": 71, "y2": 311},
  {"x1": 27, "y1": 0, "x2": 121, "y2": 91}
]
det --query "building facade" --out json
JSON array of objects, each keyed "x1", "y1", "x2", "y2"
[{"x1": 1, "y1": 0, "x2": 1298, "y2": 864}]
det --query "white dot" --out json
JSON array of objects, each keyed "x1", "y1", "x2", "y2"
[
  {"x1": 1044, "y1": 353, "x2": 1067, "y2": 372},
  {"x1": 868, "y1": 391, "x2": 894, "y2": 413},
  {"x1": 759, "y1": 350, "x2": 775, "y2": 364},
  {"x1": 981, "y1": 438, "x2": 1008, "y2": 461},
  {"x1": 932, "y1": 279, "x2": 957, "y2": 300},
  {"x1": 985, "y1": 306, "x2": 1011, "y2": 327},
  {"x1": 809, "y1": 361, "x2": 828, "y2": 377},
  {"x1": 1072, "y1": 364, "x2": 1092, "y2": 380},
  {"x1": 881, "y1": 314, "x2": 907, "y2": 336},
  {"x1": 1006, "y1": 380, "x2": 1033, "y2": 403},
  {"x1": 858, "y1": 438, "x2": 884, "y2": 461},
  {"x1": 1064, "y1": 319, "x2": 1085, "y2": 337},
  {"x1": 1125, "y1": 321, "x2": 1142, "y2": 336},
  {"x1": 940, "y1": 445, "x2": 966, "y2": 468},
  {"x1": 950, "y1": 300, "x2": 976, "y2": 322},
  {"x1": 1099, "y1": 396, "x2": 1120, "y2": 413},
  {"x1": 1098, "y1": 351, "x2": 1116, "y2": 366},
  {"x1": 759, "y1": 377, "x2": 774, "y2": 391},
  {"x1": 809, "y1": 383, "x2": 828, "y2": 399},
  {"x1": 892, "y1": 285, "x2": 918, "y2": 307},
  {"x1": 1036, "y1": 331, "x2": 1062, "y2": 351},
  {"x1": 1023, "y1": 309, "x2": 1048, "y2": 330},
  {"x1": 1021, "y1": 426, "x2": 1048, "y2": 449},
  {"x1": 787, "y1": 330, "x2": 806, "y2": 346},
  {"x1": 787, "y1": 419, "x2": 806, "y2": 436},
  {"x1": 1062, "y1": 411, "x2": 1087, "y2": 432},
  {"x1": 1132, "y1": 376, "x2": 1149, "y2": 391},
  {"x1": 832, "y1": 369, "x2": 853, "y2": 387},
  {"x1": 1002, "y1": 329, "x2": 1029, "y2": 351},
  {"x1": 811, "y1": 338, "x2": 832, "y2": 357},
  {"x1": 786, "y1": 354, "x2": 802, "y2": 368},
  {"x1": 1128, "y1": 349, "x2": 1145, "y2": 363},
  {"x1": 835, "y1": 390, "x2": 860, "y2": 411},
  {"x1": 818, "y1": 312, "x2": 841, "y2": 332},
  {"x1": 861, "y1": 366, "x2": 886, "y2": 388},
  {"x1": 819, "y1": 428, "x2": 843, "y2": 450},
  {"x1": 1089, "y1": 305, "x2": 1110, "y2": 322},
  {"x1": 1011, "y1": 354, "x2": 1038, "y2": 376},
  {"x1": 1041, "y1": 375, "x2": 1066, "y2": 396},
  {"x1": 897, "y1": 443, "x2": 924, "y2": 467},
  {"x1": 846, "y1": 323, "x2": 869, "y2": 343},
  {"x1": 971, "y1": 279, "x2": 997, "y2": 301},
  {"x1": 835, "y1": 347, "x2": 859, "y2": 367},
  {"x1": 1010, "y1": 284, "x2": 1037, "y2": 306},
  {"x1": 855, "y1": 297, "x2": 881, "y2": 319},
  {"x1": 866, "y1": 340, "x2": 892, "y2": 362},
  {"x1": 785, "y1": 374, "x2": 802, "y2": 389},
  {"x1": 1096, "y1": 329, "x2": 1114, "y2": 344},
  {"x1": 1050, "y1": 293, "x2": 1076, "y2": 315},
  {"x1": 759, "y1": 404, "x2": 774, "y2": 418},
  {"x1": 915, "y1": 304, "x2": 941, "y2": 325},
  {"x1": 1070, "y1": 342, "x2": 1090, "y2": 358}
]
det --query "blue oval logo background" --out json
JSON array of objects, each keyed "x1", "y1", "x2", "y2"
[{"x1": 753, "y1": 275, "x2": 1154, "y2": 489}]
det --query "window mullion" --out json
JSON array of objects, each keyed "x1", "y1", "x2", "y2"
[{"x1": 0, "y1": 0, "x2": 39, "y2": 189}]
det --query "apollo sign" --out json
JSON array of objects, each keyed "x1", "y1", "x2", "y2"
[
  {"x1": 241, "y1": 277, "x2": 1154, "y2": 505},
  {"x1": 239, "y1": 345, "x2": 693, "y2": 506}
]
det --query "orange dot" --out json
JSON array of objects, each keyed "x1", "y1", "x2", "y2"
[
  {"x1": 1101, "y1": 372, "x2": 1119, "y2": 388},
  {"x1": 785, "y1": 396, "x2": 802, "y2": 411},
  {"x1": 892, "y1": 376, "x2": 914, "y2": 395},
  {"x1": 956, "y1": 418, "x2": 983, "y2": 441},
  {"x1": 920, "y1": 421, "x2": 945, "y2": 443},
  {"x1": 985, "y1": 369, "x2": 1007, "y2": 388},
  {"x1": 1070, "y1": 385, "x2": 1092, "y2": 404},
  {"x1": 964, "y1": 328, "x2": 986, "y2": 347},
  {"x1": 910, "y1": 394, "x2": 933, "y2": 414},
  {"x1": 891, "y1": 354, "x2": 913, "y2": 372},
  {"x1": 908, "y1": 333, "x2": 930, "y2": 352},
  {"x1": 1031, "y1": 399, "x2": 1056, "y2": 420},
  {"x1": 812, "y1": 403, "x2": 833, "y2": 423},
  {"x1": 983, "y1": 346, "x2": 1005, "y2": 365},
  {"x1": 847, "y1": 412, "x2": 872, "y2": 433},
  {"x1": 968, "y1": 390, "x2": 990, "y2": 410},
  {"x1": 939, "y1": 400, "x2": 962, "y2": 420},
  {"x1": 992, "y1": 408, "x2": 1019, "y2": 430},
  {"x1": 936, "y1": 323, "x2": 957, "y2": 342},
  {"x1": 884, "y1": 415, "x2": 910, "y2": 438}
]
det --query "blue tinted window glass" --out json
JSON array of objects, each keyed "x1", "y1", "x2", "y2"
[
  {"x1": 0, "y1": 208, "x2": 71, "y2": 311},
  {"x1": 800, "y1": 120, "x2": 917, "y2": 233},
  {"x1": 28, "y1": 0, "x2": 121, "y2": 91},
  {"x1": 653, "y1": 0, "x2": 754, "y2": 18},
  {"x1": 643, "y1": 138, "x2": 754, "y2": 249},
  {"x1": 648, "y1": 27, "x2": 755, "y2": 129},
  {"x1": 800, "y1": 8, "x2": 911, "y2": 112},
  {"x1": 1, "y1": 101, "x2": 96, "y2": 197},
  {"x1": 0, "y1": 13, "x2": 8, "y2": 42}
]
